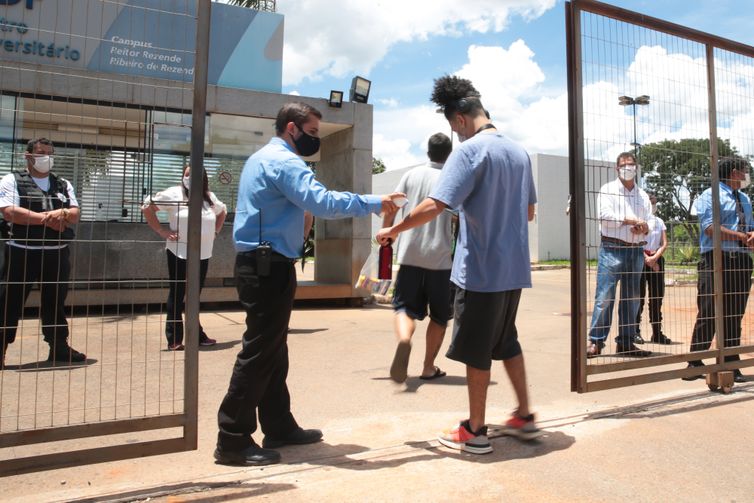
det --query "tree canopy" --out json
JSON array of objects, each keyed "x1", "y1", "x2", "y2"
[
  {"x1": 372, "y1": 157, "x2": 387, "y2": 175},
  {"x1": 640, "y1": 138, "x2": 740, "y2": 242}
]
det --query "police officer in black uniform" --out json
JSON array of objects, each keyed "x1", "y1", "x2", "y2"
[{"x1": 0, "y1": 138, "x2": 86, "y2": 368}]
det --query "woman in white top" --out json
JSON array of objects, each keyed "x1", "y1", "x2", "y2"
[{"x1": 142, "y1": 167, "x2": 227, "y2": 350}]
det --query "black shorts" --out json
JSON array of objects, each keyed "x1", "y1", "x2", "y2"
[
  {"x1": 392, "y1": 265, "x2": 453, "y2": 326},
  {"x1": 446, "y1": 288, "x2": 523, "y2": 370}
]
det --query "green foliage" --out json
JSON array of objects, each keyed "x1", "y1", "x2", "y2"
[
  {"x1": 372, "y1": 157, "x2": 386, "y2": 175},
  {"x1": 675, "y1": 244, "x2": 700, "y2": 265},
  {"x1": 640, "y1": 137, "x2": 739, "y2": 243}
]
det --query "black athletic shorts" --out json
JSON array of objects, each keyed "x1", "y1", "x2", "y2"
[
  {"x1": 446, "y1": 287, "x2": 523, "y2": 370},
  {"x1": 392, "y1": 264, "x2": 453, "y2": 326}
]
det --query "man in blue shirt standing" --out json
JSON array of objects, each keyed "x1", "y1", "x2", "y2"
[
  {"x1": 215, "y1": 102, "x2": 403, "y2": 466},
  {"x1": 378, "y1": 76, "x2": 540, "y2": 455},
  {"x1": 683, "y1": 157, "x2": 753, "y2": 383}
]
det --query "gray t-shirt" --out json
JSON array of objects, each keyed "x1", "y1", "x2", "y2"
[{"x1": 394, "y1": 162, "x2": 453, "y2": 270}]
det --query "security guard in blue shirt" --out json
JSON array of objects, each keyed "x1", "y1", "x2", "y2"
[
  {"x1": 684, "y1": 157, "x2": 753, "y2": 383},
  {"x1": 215, "y1": 102, "x2": 404, "y2": 466}
]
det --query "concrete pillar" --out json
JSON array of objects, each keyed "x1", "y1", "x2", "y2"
[{"x1": 315, "y1": 104, "x2": 373, "y2": 296}]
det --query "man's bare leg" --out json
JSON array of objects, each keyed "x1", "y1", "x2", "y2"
[
  {"x1": 394, "y1": 312, "x2": 415, "y2": 343},
  {"x1": 503, "y1": 353, "x2": 530, "y2": 417},
  {"x1": 390, "y1": 312, "x2": 415, "y2": 383},
  {"x1": 421, "y1": 319, "x2": 446, "y2": 377},
  {"x1": 467, "y1": 366, "x2": 490, "y2": 432}
]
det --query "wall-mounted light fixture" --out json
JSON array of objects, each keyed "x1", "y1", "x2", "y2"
[
  {"x1": 328, "y1": 90, "x2": 343, "y2": 108},
  {"x1": 349, "y1": 76, "x2": 371, "y2": 104}
]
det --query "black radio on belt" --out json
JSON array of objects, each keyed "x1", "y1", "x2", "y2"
[
  {"x1": 256, "y1": 241, "x2": 272, "y2": 277},
  {"x1": 256, "y1": 210, "x2": 272, "y2": 276}
]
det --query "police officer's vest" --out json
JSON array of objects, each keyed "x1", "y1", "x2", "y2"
[{"x1": 10, "y1": 171, "x2": 75, "y2": 246}]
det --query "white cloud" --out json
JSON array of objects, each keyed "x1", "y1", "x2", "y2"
[
  {"x1": 279, "y1": 0, "x2": 556, "y2": 85},
  {"x1": 373, "y1": 104, "x2": 450, "y2": 170},
  {"x1": 288, "y1": 90, "x2": 301, "y2": 96},
  {"x1": 373, "y1": 38, "x2": 754, "y2": 170},
  {"x1": 580, "y1": 45, "x2": 754, "y2": 161},
  {"x1": 455, "y1": 42, "x2": 568, "y2": 154},
  {"x1": 373, "y1": 39, "x2": 570, "y2": 166},
  {"x1": 378, "y1": 98, "x2": 400, "y2": 108}
]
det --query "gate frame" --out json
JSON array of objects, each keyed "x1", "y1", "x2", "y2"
[
  {"x1": 0, "y1": 0, "x2": 211, "y2": 475},
  {"x1": 567, "y1": 0, "x2": 754, "y2": 392}
]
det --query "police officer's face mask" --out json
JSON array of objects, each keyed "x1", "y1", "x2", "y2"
[
  {"x1": 32, "y1": 155, "x2": 54, "y2": 174},
  {"x1": 292, "y1": 123, "x2": 320, "y2": 157}
]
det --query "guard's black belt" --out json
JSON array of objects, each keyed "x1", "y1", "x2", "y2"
[{"x1": 239, "y1": 250, "x2": 295, "y2": 262}]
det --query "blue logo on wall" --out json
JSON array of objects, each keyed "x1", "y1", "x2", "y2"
[{"x1": 0, "y1": 0, "x2": 34, "y2": 9}]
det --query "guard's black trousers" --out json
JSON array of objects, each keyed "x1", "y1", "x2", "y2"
[
  {"x1": 636, "y1": 256, "x2": 665, "y2": 335},
  {"x1": 0, "y1": 244, "x2": 71, "y2": 348},
  {"x1": 690, "y1": 251, "x2": 752, "y2": 362},
  {"x1": 217, "y1": 252, "x2": 298, "y2": 450}
]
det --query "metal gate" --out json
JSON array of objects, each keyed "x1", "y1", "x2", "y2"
[
  {"x1": 0, "y1": 0, "x2": 210, "y2": 474},
  {"x1": 568, "y1": 0, "x2": 754, "y2": 392}
]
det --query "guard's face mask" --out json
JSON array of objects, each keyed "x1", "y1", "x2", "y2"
[{"x1": 292, "y1": 124, "x2": 320, "y2": 157}]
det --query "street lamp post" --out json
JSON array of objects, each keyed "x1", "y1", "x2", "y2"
[{"x1": 618, "y1": 95, "x2": 650, "y2": 153}]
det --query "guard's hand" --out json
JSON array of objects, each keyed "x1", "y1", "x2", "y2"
[
  {"x1": 746, "y1": 232, "x2": 754, "y2": 246},
  {"x1": 631, "y1": 220, "x2": 648, "y2": 235},
  {"x1": 380, "y1": 192, "x2": 406, "y2": 215},
  {"x1": 376, "y1": 227, "x2": 397, "y2": 246}
]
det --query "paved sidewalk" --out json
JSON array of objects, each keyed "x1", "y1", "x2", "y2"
[{"x1": 1, "y1": 269, "x2": 753, "y2": 502}]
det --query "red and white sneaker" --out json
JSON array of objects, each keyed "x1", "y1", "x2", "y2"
[
  {"x1": 499, "y1": 412, "x2": 542, "y2": 440},
  {"x1": 438, "y1": 420, "x2": 492, "y2": 454}
]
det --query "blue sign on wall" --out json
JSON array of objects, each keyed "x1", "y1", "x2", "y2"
[{"x1": 0, "y1": 0, "x2": 283, "y2": 92}]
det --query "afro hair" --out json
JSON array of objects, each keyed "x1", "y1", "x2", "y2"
[{"x1": 430, "y1": 75, "x2": 480, "y2": 107}]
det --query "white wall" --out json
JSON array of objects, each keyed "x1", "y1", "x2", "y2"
[{"x1": 530, "y1": 153, "x2": 571, "y2": 261}]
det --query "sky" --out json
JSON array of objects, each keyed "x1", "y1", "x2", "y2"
[{"x1": 276, "y1": 0, "x2": 754, "y2": 170}]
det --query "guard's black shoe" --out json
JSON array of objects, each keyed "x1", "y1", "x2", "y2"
[
  {"x1": 263, "y1": 427, "x2": 323, "y2": 449},
  {"x1": 48, "y1": 344, "x2": 86, "y2": 364},
  {"x1": 633, "y1": 334, "x2": 646, "y2": 345},
  {"x1": 732, "y1": 369, "x2": 746, "y2": 383},
  {"x1": 214, "y1": 444, "x2": 280, "y2": 466},
  {"x1": 651, "y1": 332, "x2": 673, "y2": 344},
  {"x1": 681, "y1": 361, "x2": 704, "y2": 381},
  {"x1": 615, "y1": 343, "x2": 651, "y2": 357}
]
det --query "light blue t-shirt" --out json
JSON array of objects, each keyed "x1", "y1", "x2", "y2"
[
  {"x1": 234, "y1": 137, "x2": 383, "y2": 257},
  {"x1": 697, "y1": 182, "x2": 753, "y2": 253},
  {"x1": 430, "y1": 132, "x2": 536, "y2": 292}
]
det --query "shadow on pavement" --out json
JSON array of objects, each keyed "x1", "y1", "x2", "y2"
[
  {"x1": 277, "y1": 429, "x2": 576, "y2": 471},
  {"x1": 69, "y1": 481, "x2": 297, "y2": 503},
  {"x1": 288, "y1": 328, "x2": 329, "y2": 335},
  {"x1": 539, "y1": 384, "x2": 754, "y2": 429},
  {"x1": 402, "y1": 375, "x2": 498, "y2": 393},
  {"x1": 369, "y1": 375, "x2": 498, "y2": 393},
  {"x1": 420, "y1": 430, "x2": 576, "y2": 463},
  {"x1": 286, "y1": 441, "x2": 442, "y2": 471},
  {"x1": 7, "y1": 358, "x2": 98, "y2": 372},
  {"x1": 588, "y1": 383, "x2": 754, "y2": 419},
  {"x1": 199, "y1": 340, "x2": 241, "y2": 352}
]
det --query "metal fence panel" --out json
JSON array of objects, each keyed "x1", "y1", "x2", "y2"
[
  {"x1": 568, "y1": 0, "x2": 754, "y2": 392},
  {"x1": 0, "y1": 0, "x2": 209, "y2": 474}
]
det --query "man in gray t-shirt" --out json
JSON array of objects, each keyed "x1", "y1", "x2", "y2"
[{"x1": 382, "y1": 133, "x2": 454, "y2": 383}]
